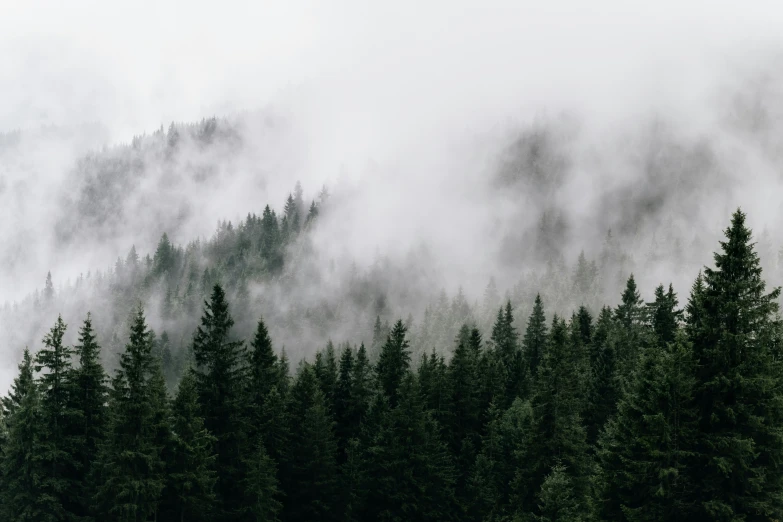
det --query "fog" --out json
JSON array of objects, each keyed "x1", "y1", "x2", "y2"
[{"x1": 2, "y1": 1, "x2": 783, "y2": 389}]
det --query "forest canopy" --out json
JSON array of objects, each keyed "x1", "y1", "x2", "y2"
[{"x1": 1, "y1": 207, "x2": 783, "y2": 521}]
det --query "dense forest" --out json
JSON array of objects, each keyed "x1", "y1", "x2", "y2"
[{"x1": 1, "y1": 206, "x2": 783, "y2": 521}]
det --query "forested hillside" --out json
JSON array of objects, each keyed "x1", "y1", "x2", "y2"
[{"x1": 2, "y1": 208, "x2": 783, "y2": 521}]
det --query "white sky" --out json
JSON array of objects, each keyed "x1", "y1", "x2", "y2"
[{"x1": 2, "y1": 0, "x2": 781, "y2": 142}]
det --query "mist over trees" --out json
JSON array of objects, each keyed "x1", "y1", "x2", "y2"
[{"x1": 2, "y1": 207, "x2": 783, "y2": 520}]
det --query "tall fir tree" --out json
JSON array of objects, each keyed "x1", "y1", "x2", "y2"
[
  {"x1": 523, "y1": 294, "x2": 548, "y2": 383},
  {"x1": 168, "y1": 369, "x2": 217, "y2": 522},
  {"x1": 688, "y1": 209, "x2": 783, "y2": 520},
  {"x1": 491, "y1": 301, "x2": 522, "y2": 405},
  {"x1": 191, "y1": 284, "x2": 248, "y2": 521},
  {"x1": 35, "y1": 315, "x2": 79, "y2": 520},
  {"x1": 364, "y1": 373, "x2": 457, "y2": 522},
  {"x1": 597, "y1": 332, "x2": 698, "y2": 521},
  {"x1": 376, "y1": 320, "x2": 412, "y2": 408},
  {"x1": 245, "y1": 317, "x2": 278, "y2": 439},
  {"x1": 94, "y1": 307, "x2": 166, "y2": 521},
  {"x1": 69, "y1": 313, "x2": 109, "y2": 520},
  {"x1": 520, "y1": 315, "x2": 590, "y2": 517},
  {"x1": 1, "y1": 348, "x2": 46, "y2": 521},
  {"x1": 282, "y1": 364, "x2": 339, "y2": 522},
  {"x1": 241, "y1": 442, "x2": 282, "y2": 522}
]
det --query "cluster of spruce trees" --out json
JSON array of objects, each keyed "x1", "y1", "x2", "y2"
[{"x1": 2, "y1": 209, "x2": 783, "y2": 521}]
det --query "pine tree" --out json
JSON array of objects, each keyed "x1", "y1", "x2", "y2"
[
  {"x1": 282, "y1": 364, "x2": 339, "y2": 522},
  {"x1": 260, "y1": 386, "x2": 289, "y2": 466},
  {"x1": 532, "y1": 463, "x2": 584, "y2": 522},
  {"x1": 94, "y1": 307, "x2": 166, "y2": 521},
  {"x1": 168, "y1": 369, "x2": 217, "y2": 522},
  {"x1": 35, "y1": 315, "x2": 79, "y2": 520},
  {"x1": 648, "y1": 284, "x2": 680, "y2": 348},
  {"x1": 241, "y1": 442, "x2": 282, "y2": 522},
  {"x1": 491, "y1": 301, "x2": 522, "y2": 405},
  {"x1": 246, "y1": 317, "x2": 278, "y2": 432},
  {"x1": 447, "y1": 326, "x2": 481, "y2": 461},
  {"x1": 597, "y1": 332, "x2": 698, "y2": 521},
  {"x1": 335, "y1": 344, "x2": 356, "y2": 458},
  {"x1": 470, "y1": 398, "x2": 533, "y2": 520},
  {"x1": 584, "y1": 306, "x2": 619, "y2": 447},
  {"x1": 376, "y1": 320, "x2": 411, "y2": 408},
  {"x1": 70, "y1": 313, "x2": 108, "y2": 519},
  {"x1": 191, "y1": 284, "x2": 248, "y2": 520},
  {"x1": 522, "y1": 315, "x2": 590, "y2": 516},
  {"x1": 314, "y1": 340, "x2": 338, "y2": 413},
  {"x1": 688, "y1": 209, "x2": 783, "y2": 520},
  {"x1": 2, "y1": 348, "x2": 34, "y2": 418},
  {"x1": 1, "y1": 349, "x2": 46, "y2": 521},
  {"x1": 364, "y1": 373, "x2": 457, "y2": 521},
  {"x1": 523, "y1": 294, "x2": 548, "y2": 382}
]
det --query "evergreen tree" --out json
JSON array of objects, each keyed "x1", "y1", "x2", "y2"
[
  {"x1": 70, "y1": 313, "x2": 108, "y2": 520},
  {"x1": 1, "y1": 349, "x2": 46, "y2": 521},
  {"x1": 523, "y1": 294, "x2": 548, "y2": 382},
  {"x1": 470, "y1": 398, "x2": 533, "y2": 521},
  {"x1": 648, "y1": 283, "x2": 680, "y2": 348},
  {"x1": 241, "y1": 442, "x2": 282, "y2": 522},
  {"x1": 168, "y1": 369, "x2": 217, "y2": 522},
  {"x1": 688, "y1": 209, "x2": 783, "y2": 520},
  {"x1": 376, "y1": 320, "x2": 411, "y2": 408},
  {"x1": 531, "y1": 463, "x2": 584, "y2": 522},
  {"x1": 584, "y1": 306, "x2": 619, "y2": 447},
  {"x1": 314, "y1": 340, "x2": 338, "y2": 413},
  {"x1": 491, "y1": 301, "x2": 522, "y2": 405},
  {"x1": 245, "y1": 317, "x2": 278, "y2": 431},
  {"x1": 94, "y1": 307, "x2": 166, "y2": 521},
  {"x1": 335, "y1": 344, "x2": 356, "y2": 458},
  {"x1": 2, "y1": 348, "x2": 34, "y2": 418},
  {"x1": 191, "y1": 284, "x2": 248, "y2": 520},
  {"x1": 521, "y1": 315, "x2": 590, "y2": 516},
  {"x1": 364, "y1": 373, "x2": 457, "y2": 521},
  {"x1": 597, "y1": 332, "x2": 698, "y2": 521},
  {"x1": 35, "y1": 315, "x2": 79, "y2": 520},
  {"x1": 282, "y1": 364, "x2": 339, "y2": 522}
]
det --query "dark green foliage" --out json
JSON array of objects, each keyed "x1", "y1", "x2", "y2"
[
  {"x1": 648, "y1": 283, "x2": 680, "y2": 348},
  {"x1": 35, "y1": 315, "x2": 79, "y2": 520},
  {"x1": 597, "y1": 332, "x2": 698, "y2": 521},
  {"x1": 688, "y1": 209, "x2": 783, "y2": 520},
  {"x1": 584, "y1": 306, "x2": 619, "y2": 447},
  {"x1": 521, "y1": 315, "x2": 590, "y2": 517},
  {"x1": 69, "y1": 313, "x2": 109, "y2": 519},
  {"x1": 241, "y1": 442, "x2": 282, "y2": 522},
  {"x1": 376, "y1": 320, "x2": 411, "y2": 408},
  {"x1": 245, "y1": 317, "x2": 278, "y2": 439},
  {"x1": 470, "y1": 398, "x2": 533, "y2": 520},
  {"x1": 532, "y1": 463, "x2": 585, "y2": 522},
  {"x1": 191, "y1": 284, "x2": 248, "y2": 520},
  {"x1": 94, "y1": 307, "x2": 166, "y2": 521},
  {"x1": 523, "y1": 294, "x2": 548, "y2": 381},
  {"x1": 2, "y1": 348, "x2": 34, "y2": 420},
  {"x1": 491, "y1": 301, "x2": 522, "y2": 405},
  {"x1": 168, "y1": 369, "x2": 217, "y2": 522},
  {"x1": 1, "y1": 350, "x2": 47, "y2": 521},
  {"x1": 314, "y1": 340, "x2": 338, "y2": 413},
  {"x1": 364, "y1": 374, "x2": 457, "y2": 522},
  {"x1": 282, "y1": 364, "x2": 339, "y2": 522}
]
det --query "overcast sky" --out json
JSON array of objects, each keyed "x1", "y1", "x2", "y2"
[{"x1": 2, "y1": 0, "x2": 781, "y2": 144}]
